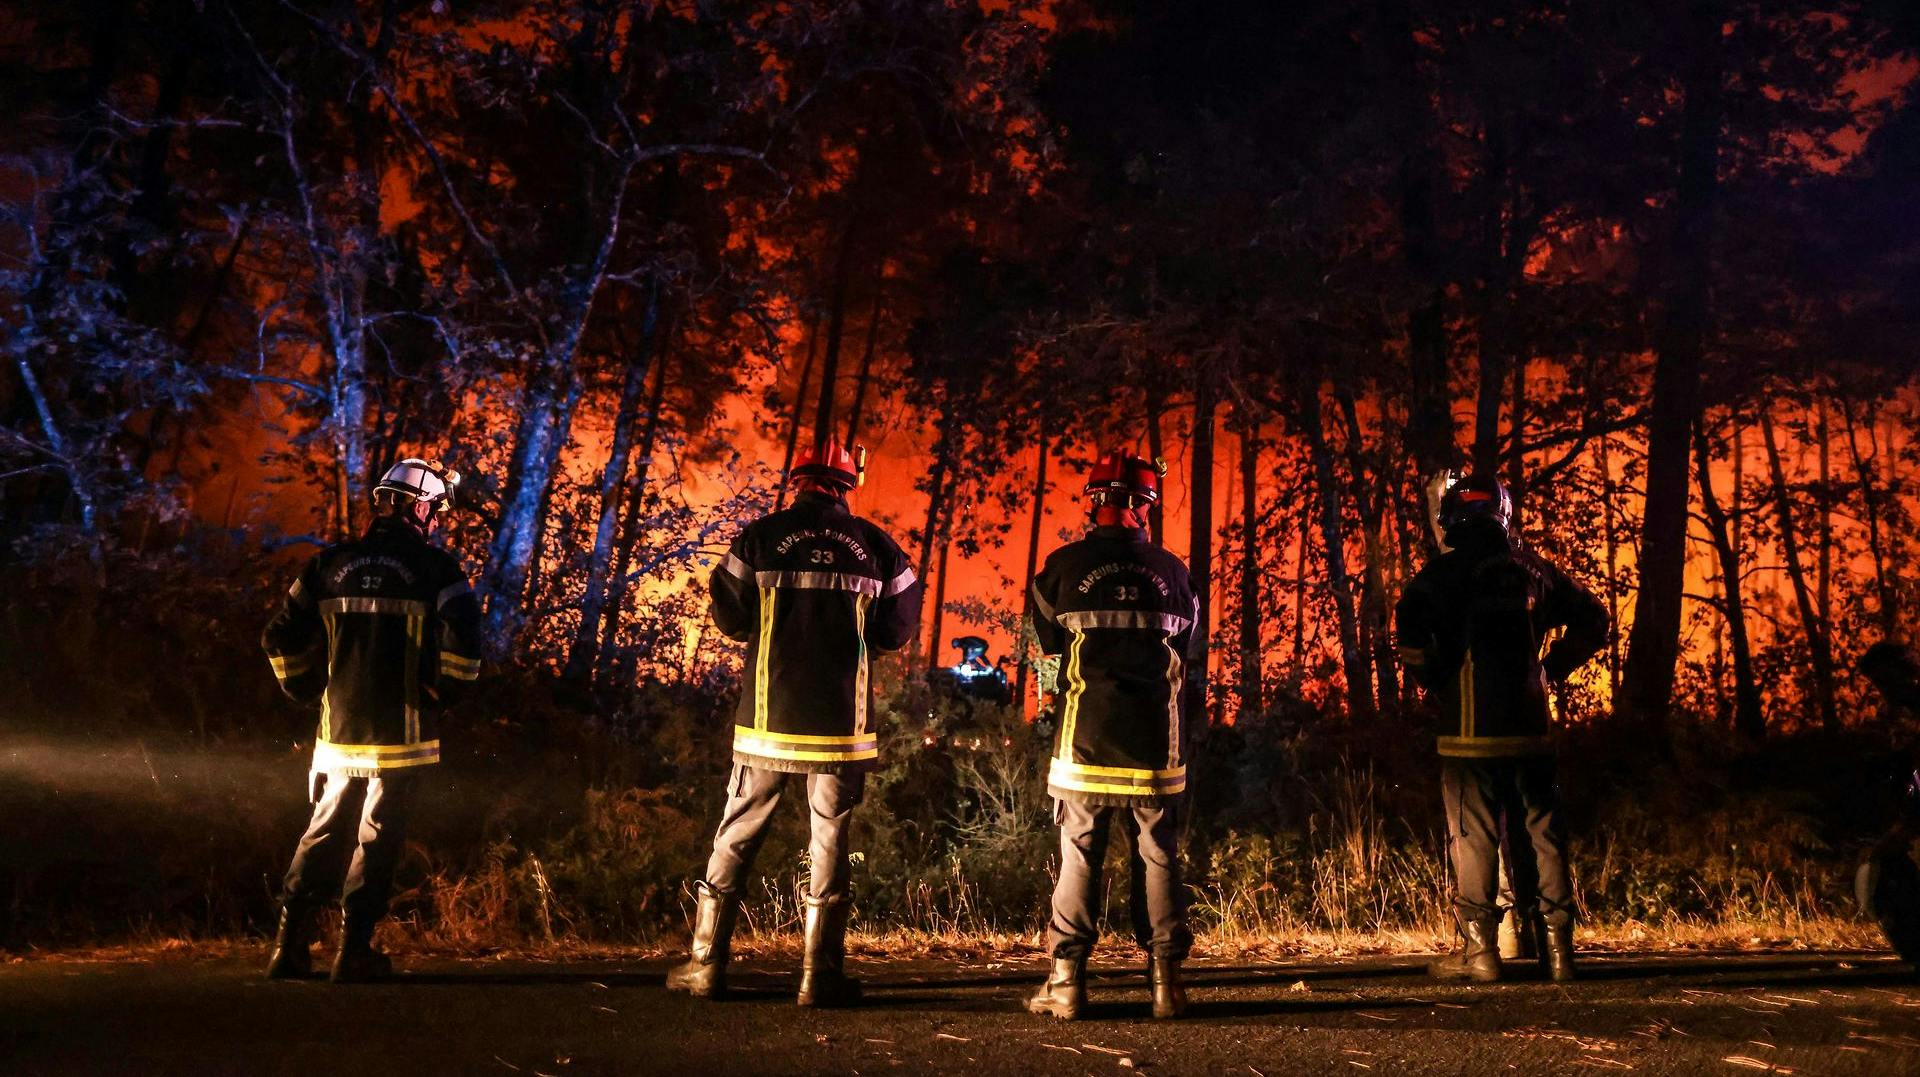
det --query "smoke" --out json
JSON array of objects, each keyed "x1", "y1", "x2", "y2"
[{"x1": 0, "y1": 734, "x2": 307, "y2": 809}]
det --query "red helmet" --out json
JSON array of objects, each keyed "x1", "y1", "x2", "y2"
[
  {"x1": 791, "y1": 438, "x2": 867, "y2": 491},
  {"x1": 1084, "y1": 449, "x2": 1163, "y2": 518}
]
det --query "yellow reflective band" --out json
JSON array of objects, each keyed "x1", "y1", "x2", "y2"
[
  {"x1": 1050, "y1": 776, "x2": 1190, "y2": 797},
  {"x1": 1398, "y1": 647, "x2": 1427, "y2": 667},
  {"x1": 754, "y1": 587, "x2": 776, "y2": 731},
  {"x1": 1058, "y1": 629, "x2": 1087, "y2": 761},
  {"x1": 311, "y1": 739, "x2": 441, "y2": 771},
  {"x1": 440, "y1": 654, "x2": 481, "y2": 681},
  {"x1": 1048, "y1": 758, "x2": 1187, "y2": 796},
  {"x1": 1437, "y1": 735, "x2": 1552, "y2": 758},
  {"x1": 321, "y1": 596, "x2": 430, "y2": 616},
  {"x1": 854, "y1": 594, "x2": 871, "y2": 738},
  {"x1": 733, "y1": 728, "x2": 878, "y2": 763},
  {"x1": 269, "y1": 653, "x2": 313, "y2": 679},
  {"x1": 404, "y1": 614, "x2": 423, "y2": 744},
  {"x1": 1163, "y1": 637, "x2": 1183, "y2": 769}
]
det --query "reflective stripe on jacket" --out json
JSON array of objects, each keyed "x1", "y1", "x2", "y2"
[
  {"x1": 1032, "y1": 526, "x2": 1199, "y2": 806},
  {"x1": 709, "y1": 491, "x2": 924, "y2": 774},
  {"x1": 261, "y1": 517, "x2": 483, "y2": 775},
  {"x1": 1395, "y1": 526, "x2": 1609, "y2": 759}
]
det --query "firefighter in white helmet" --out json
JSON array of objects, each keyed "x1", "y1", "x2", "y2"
[{"x1": 261, "y1": 459, "x2": 483, "y2": 982}]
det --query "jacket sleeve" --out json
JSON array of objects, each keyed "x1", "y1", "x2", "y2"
[
  {"x1": 1178, "y1": 586, "x2": 1207, "y2": 735},
  {"x1": 1395, "y1": 569, "x2": 1441, "y2": 692},
  {"x1": 1540, "y1": 562, "x2": 1610, "y2": 682},
  {"x1": 262, "y1": 557, "x2": 328, "y2": 702},
  {"x1": 1029, "y1": 555, "x2": 1067, "y2": 659},
  {"x1": 709, "y1": 533, "x2": 759, "y2": 643},
  {"x1": 430, "y1": 564, "x2": 484, "y2": 701},
  {"x1": 865, "y1": 536, "x2": 924, "y2": 654}
]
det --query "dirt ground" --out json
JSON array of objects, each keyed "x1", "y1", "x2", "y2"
[{"x1": 6, "y1": 950, "x2": 1919, "y2": 1075}]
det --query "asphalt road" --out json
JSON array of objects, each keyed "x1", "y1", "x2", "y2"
[{"x1": 6, "y1": 950, "x2": 1920, "y2": 1075}]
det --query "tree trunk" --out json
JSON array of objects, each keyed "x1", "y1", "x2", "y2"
[
  {"x1": 1694, "y1": 418, "x2": 1763, "y2": 740},
  {"x1": 1842, "y1": 394, "x2": 1899, "y2": 634},
  {"x1": 1473, "y1": 131, "x2": 1532, "y2": 480},
  {"x1": 811, "y1": 213, "x2": 860, "y2": 446},
  {"x1": 1817, "y1": 395, "x2": 1833, "y2": 647},
  {"x1": 1188, "y1": 372, "x2": 1217, "y2": 723},
  {"x1": 1336, "y1": 385, "x2": 1396, "y2": 709},
  {"x1": 1237, "y1": 415, "x2": 1263, "y2": 717},
  {"x1": 1506, "y1": 354, "x2": 1528, "y2": 522},
  {"x1": 775, "y1": 315, "x2": 823, "y2": 512},
  {"x1": 1297, "y1": 377, "x2": 1370, "y2": 715},
  {"x1": 1014, "y1": 426, "x2": 1051, "y2": 710},
  {"x1": 910, "y1": 414, "x2": 957, "y2": 668},
  {"x1": 480, "y1": 147, "x2": 636, "y2": 650},
  {"x1": 1381, "y1": 0, "x2": 1456, "y2": 481},
  {"x1": 844, "y1": 280, "x2": 885, "y2": 446},
  {"x1": 596, "y1": 350, "x2": 673, "y2": 686},
  {"x1": 563, "y1": 286, "x2": 662, "y2": 682},
  {"x1": 1761, "y1": 406, "x2": 1839, "y2": 731},
  {"x1": 1598, "y1": 434, "x2": 1623, "y2": 700},
  {"x1": 1619, "y1": 0, "x2": 1722, "y2": 726},
  {"x1": 1292, "y1": 484, "x2": 1311, "y2": 675},
  {"x1": 927, "y1": 496, "x2": 956, "y2": 674},
  {"x1": 1145, "y1": 392, "x2": 1167, "y2": 546}
]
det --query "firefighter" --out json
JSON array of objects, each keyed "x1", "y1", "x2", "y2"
[
  {"x1": 1855, "y1": 642, "x2": 1920, "y2": 964},
  {"x1": 261, "y1": 458, "x2": 483, "y2": 983},
  {"x1": 1396, "y1": 474, "x2": 1608, "y2": 984},
  {"x1": 1025, "y1": 450, "x2": 1200, "y2": 1021},
  {"x1": 666, "y1": 439, "x2": 924, "y2": 1006}
]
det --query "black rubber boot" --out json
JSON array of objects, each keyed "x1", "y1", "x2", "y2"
[
  {"x1": 1147, "y1": 954, "x2": 1188, "y2": 1019},
  {"x1": 795, "y1": 895, "x2": 861, "y2": 1008},
  {"x1": 330, "y1": 917, "x2": 394, "y2": 984},
  {"x1": 1545, "y1": 921, "x2": 1577, "y2": 982},
  {"x1": 265, "y1": 906, "x2": 314, "y2": 980},
  {"x1": 1426, "y1": 914, "x2": 1503, "y2": 983},
  {"x1": 1025, "y1": 957, "x2": 1086, "y2": 1020},
  {"x1": 666, "y1": 882, "x2": 740, "y2": 999},
  {"x1": 1516, "y1": 911, "x2": 1544, "y2": 964}
]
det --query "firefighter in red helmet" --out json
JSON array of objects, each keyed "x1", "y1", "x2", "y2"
[
  {"x1": 261, "y1": 458, "x2": 484, "y2": 982},
  {"x1": 1025, "y1": 449, "x2": 1200, "y2": 1020},
  {"x1": 667, "y1": 438, "x2": 924, "y2": 1006}
]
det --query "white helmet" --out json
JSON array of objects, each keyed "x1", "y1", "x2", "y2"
[{"x1": 374, "y1": 458, "x2": 460, "y2": 515}]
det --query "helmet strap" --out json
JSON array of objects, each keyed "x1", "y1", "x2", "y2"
[{"x1": 1091, "y1": 495, "x2": 1147, "y2": 530}]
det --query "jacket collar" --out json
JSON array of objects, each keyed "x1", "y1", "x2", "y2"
[
  {"x1": 1444, "y1": 518, "x2": 1512, "y2": 558},
  {"x1": 365, "y1": 514, "x2": 428, "y2": 544},
  {"x1": 794, "y1": 489, "x2": 850, "y2": 515}
]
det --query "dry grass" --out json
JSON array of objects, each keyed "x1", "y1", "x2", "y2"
[{"x1": 8, "y1": 915, "x2": 1887, "y2": 966}]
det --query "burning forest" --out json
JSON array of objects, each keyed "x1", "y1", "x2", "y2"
[{"x1": 8, "y1": 0, "x2": 1920, "y2": 1071}]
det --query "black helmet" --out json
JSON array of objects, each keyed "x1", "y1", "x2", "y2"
[{"x1": 1438, "y1": 474, "x2": 1512, "y2": 535}]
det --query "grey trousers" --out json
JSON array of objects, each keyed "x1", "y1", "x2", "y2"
[
  {"x1": 703, "y1": 764, "x2": 864, "y2": 900},
  {"x1": 281, "y1": 771, "x2": 417, "y2": 925},
  {"x1": 1442, "y1": 756, "x2": 1573, "y2": 926},
  {"x1": 1046, "y1": 797, "x2": 1192, "y2": 961}
]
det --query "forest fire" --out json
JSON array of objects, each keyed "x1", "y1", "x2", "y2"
[{"x1": 7, "y1": 1, "x2": 1920, "y2": 1072}]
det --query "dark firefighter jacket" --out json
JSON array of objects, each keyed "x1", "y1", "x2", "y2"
[
  {"x1": 710, "y1": 490, "x2": 924, "y2": 774},
  {"x1": 1395, "y1": 521, "x2": 1610, "y2": 759},
  {"x1": 1032, "y1": 525, "x2": 1199, "y2": 806},
  {"x1": 262, "y1": 516, "x2": 484, "y2": 775}
]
